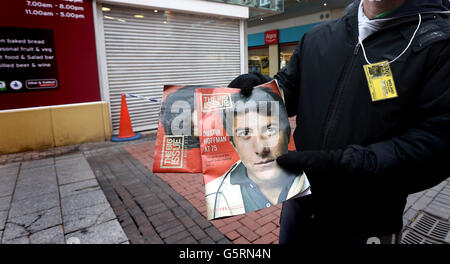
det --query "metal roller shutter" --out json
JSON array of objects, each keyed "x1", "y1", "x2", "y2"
[{"x1": 101, "y1": 5, "x2": 242, "y2": 133}]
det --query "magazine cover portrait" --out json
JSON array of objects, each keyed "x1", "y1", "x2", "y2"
[{"x1": 197, "y1": 82, "x2": 311, "y2": 220}]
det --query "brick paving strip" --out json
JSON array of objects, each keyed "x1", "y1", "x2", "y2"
[
  {"x1": 125, "y1": 142, "x2": 285, "y2": 244},
  {"x1": 0, "y1": 155, "x2": 128, "y2": 244},
  {"x1": 125, "y1": 140, "x2": 450, "y2": 244},
  {"x1": 84, "y1": 145, "x2": 231, "y2": 244}
]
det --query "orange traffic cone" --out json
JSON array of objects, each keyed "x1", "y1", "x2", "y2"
[{"x1": 111, "y1": 94, "x2": 142, "y2": 142}]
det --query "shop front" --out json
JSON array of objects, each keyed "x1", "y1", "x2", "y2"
[
  {"x1": 0, "y1": 0, "x2": 109, "y2": 154},
  {"x1": 96, "y1": 0, "x2": 248, "y2": 133},
  {"x1": 248, "y1": 22, "x2": 319, "y2": 77},
  {"x1": 0, "y1": 0, "x2": 251, "y2": 154}
]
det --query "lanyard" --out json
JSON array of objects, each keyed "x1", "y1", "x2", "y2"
[{"x1": 358, "y1": 13, "x2": 422, "y2": 66}]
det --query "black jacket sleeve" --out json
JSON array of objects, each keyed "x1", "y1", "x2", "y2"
[
  {"x1": 274, "y1": 36, "x2": 305, "y2": 117},
  {"x1": 341, "y1": 39, "x2": 450, "y2": 195}
]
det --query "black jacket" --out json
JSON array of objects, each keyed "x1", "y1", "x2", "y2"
[{"x1": 275, "y1": 0, "x2": 450, "y2": 239}]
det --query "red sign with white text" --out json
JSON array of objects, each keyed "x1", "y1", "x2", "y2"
[
  {"x1": 265, "y1": 30, "x2": 279, "y2": 45},
  {"x1": 0, "y1": 0, "x2": 100, "y2": 110}
]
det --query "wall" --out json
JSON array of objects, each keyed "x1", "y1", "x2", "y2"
[
  {"x1": 268, "y1": 44, "x2": 279, "y2": 77},
  {"x1": 0, "y1": 0, "x2": 101, "y2": 110},
  {"x1": 98, "y1": 0, "x2": 249, "y2": 19},
  {"x1": 248, "y1": 10, "x2": 331, "y2": 35},
  {"x1": 248, "y1": 7, "x2": 346, "y2": 46},
  {"x1": 330, "y1": 7, "x2": 346, "y2": 20},
  {"x1": 248, "y1": 22, "x2": 320, "y2": 47},
  {"x1": 0, "y1": 102, "x2": 111, "y2": 154}
]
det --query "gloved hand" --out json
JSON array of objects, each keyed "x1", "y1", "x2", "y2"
[
  {"x1": 276, "y1": 150, "x2": 344, "y2": 177},
  {"x1": 228, "y1": 72, "x2": 272, "y2": 97}
]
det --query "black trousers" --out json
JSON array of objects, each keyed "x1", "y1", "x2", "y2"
[{"x1": 279, "y1": 196, "x2": 401, "y2": 244}]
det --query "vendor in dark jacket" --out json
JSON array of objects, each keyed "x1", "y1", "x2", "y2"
[{"x1": 229, "y1": 0, "x2": 450, "y2": 244}]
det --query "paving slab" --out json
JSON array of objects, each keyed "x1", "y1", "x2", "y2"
[
  {"x1": 424, "y1": 189, "x2": 439, "y2": 198},
  {"x1": 0, "y1": 164, "x2": 19, "y2": 198},
  {"x1": 29, "y1": 225, "x2": 64, "y2": 244},
  {"x1": 0, "y1": 162, "x2": 20, "y2": 170},
  {"x1": 403, "y1": 207, "x2": 418, "y2": 223},
  {"x1": 0, "y1": 196, "x2": 11, "y2": 212},
  {"x1": 59, "y1": 179, "x2": 101, "y2": 198},
  {"x1": 2, "y1": 236, "x2": 29, "y2": 244},
  {"x1": 54, "y1": 153, "x2": 84, "y2": 161},
  {"x1": 56, "y1": 160, "x2": 96, "y2": 185},
  {"x1": 2, "y1": 207, "x2": 62, "y2": 241},
  {"x1": 424, "y1": 204, "x2": 450, "y2": 220},
  {"x1": 433, "y1": 181, "x2": 448, "y2": 191},
  {"x1": 405, "y1": 195, "x2": 419, "y2": 210},
  {"x1": 62, "y1": 202, "x2": 116, "y2": 234},
  {"x1": 9, "y1": 192, "x2": 59, "y2": 218},
  {"x1": 61, "y1": 190, "x2": 108, "y2": 216},
  {"x1": 20, "y1": 158, "x2": 54, "y2": 170},
  {"x1": 412, "y1": 195, "x2": 433, "y2": 211},
  {"x1": 55, "y1": 155, "x2": 89, "y2": 167},
  {"x1": 0, "y1": 210, "x2": 7, "y2": 230},
  {"x1": 13, "y1": 182, "x2": 59, "y2": 202},
  {"x1": 17, "y1": 165, "x2": 57, "y2": 188},
  {"x1": 65, "y1": 220, "x2": 128, "y2": 244},
  {"x1": 2, "y1": 222, "x2": 31, "y2": 241},
  {"x1": 0, "y1": 181, "x2": 16, "y2": 198},
  {"x1": 0, "y1": 149, "x2": 127, "y2": 244}
]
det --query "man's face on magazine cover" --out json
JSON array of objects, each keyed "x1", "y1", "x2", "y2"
[{"x1": 233, "y1": 110, "x2": 288, "y2": 181}]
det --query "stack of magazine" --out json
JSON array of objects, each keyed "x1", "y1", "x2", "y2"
[{"x1": 153, "y1": 81, "x2": 310, "y2": 220}]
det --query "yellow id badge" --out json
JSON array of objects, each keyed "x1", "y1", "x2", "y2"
[{"x1": 363, "y1": 61, "x2": 398, "y2": 101}]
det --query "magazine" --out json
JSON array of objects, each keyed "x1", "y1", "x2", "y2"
[
  {"x1": 196, "y1": 81, "x2": 311, "y2": 220},
  {"x1": 153, "y1": 85, "x2": 218, "y2": 173}
]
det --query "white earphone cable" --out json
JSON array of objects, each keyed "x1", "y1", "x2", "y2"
[{"x1": 358, "y1": 13, "x2": 422, "y2": 66}]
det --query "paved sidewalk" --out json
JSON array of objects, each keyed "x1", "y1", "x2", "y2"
[
  {"x1": 84, "y1": 143, "x2": 230, "y2": 244},
  {"x1": 0, "y1": 134, "x2": 449, "y2": 244},
  {"x1": 402, "y1": 179, "x2": 450, "y2": 243},
  {"x1": 0, "y1": 154, "x2": 128, "y2": 244}
]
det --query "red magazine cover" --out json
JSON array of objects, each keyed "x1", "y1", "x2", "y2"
[
  {"x1": 196, "y1": 81, "x2": 311, "y2": 220},
  {"x1": 153, "y1": 85, "x2": 218, "y2": 173}
]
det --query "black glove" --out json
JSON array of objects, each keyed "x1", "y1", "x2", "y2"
[
  {"x1": 276, "y1": 150, "x2": 344, "y2": 177},
  {"x1": 228, "y1": 72, "x2": 272, "y2": 97}
]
